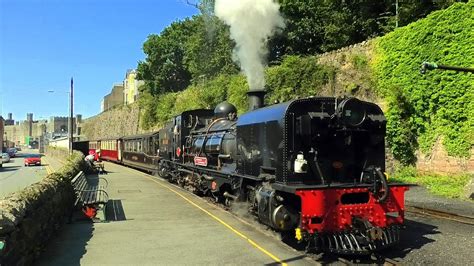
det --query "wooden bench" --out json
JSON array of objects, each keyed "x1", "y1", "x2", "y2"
[{"x1": 71, "y1": 171, "x2": 109, "y2": 220}]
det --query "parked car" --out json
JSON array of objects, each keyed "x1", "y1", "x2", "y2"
[
  {"x1": 24, "y1": 154, "x2": 41, "y2": 166},
  {"x1": 2, "y1": 153, "x2": 11, "y2": 163},
  {"x1": 15, "y1": 146, "x2": 21, "y2": 151},
  {"x1": 7, "y1": 148, "x2": 16, "y2": 158}
]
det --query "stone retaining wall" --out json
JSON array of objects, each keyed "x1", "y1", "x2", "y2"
[
  {"x1": 0, "y1": 152, "x2": 86, "y2": 265},
  {"x1": 416, "y1": 139, "x2": 474, "y2": 175},
  {"x1": 80, "y1": 103, "x2": 155, "y2": 140}
]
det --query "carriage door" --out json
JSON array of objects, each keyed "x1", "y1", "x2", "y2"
[{"x1": 118, "y1": 139, "x2": 122, "y2": 161}]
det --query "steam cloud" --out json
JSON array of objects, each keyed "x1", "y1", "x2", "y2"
[{"x1": 215, "y1": 0, "x2": 285, "y2": 91}]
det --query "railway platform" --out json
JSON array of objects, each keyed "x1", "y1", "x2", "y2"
[{"x1": 38, "y1": 162, "x2": 317, "y2": 265}]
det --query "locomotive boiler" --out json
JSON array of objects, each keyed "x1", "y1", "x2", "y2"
[{"x1": 158, "y1": 91, "x2": 409, "y2": 255}]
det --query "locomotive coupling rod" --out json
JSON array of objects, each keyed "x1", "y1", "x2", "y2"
[{"x1": 223, "y1": 191, "x2": 238, "y2": 200}]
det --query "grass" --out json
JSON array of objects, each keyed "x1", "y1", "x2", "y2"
[{"x1": 390, "y1": 166, "x2": 472, "y2": 199}]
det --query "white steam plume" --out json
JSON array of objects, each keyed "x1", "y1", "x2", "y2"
[{"x1": 215, "y1": 0, "x2": 285, "y2": 91}]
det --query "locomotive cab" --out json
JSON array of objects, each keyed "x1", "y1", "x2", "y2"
[{"x1": 289, "y1": 97, "x2": 387, "y2": 186}]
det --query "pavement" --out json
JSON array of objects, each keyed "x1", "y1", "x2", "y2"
[
  {"x1": 0, "y1": 149, "x2": 59, "y2": 198},
  {"x1": 405, "y1": 185, "x2": 474, "y2": 218},
  {"x1": 38, "y1": 162, "x2": 317, "y2": 266}
]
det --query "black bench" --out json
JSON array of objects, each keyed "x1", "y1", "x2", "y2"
[{"x1": 71, "y1": 171, "x2": 109, "y2": 221}]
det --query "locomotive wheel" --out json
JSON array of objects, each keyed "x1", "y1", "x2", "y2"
[{"x1": 224, "y1": 197, "x2": 232, "y2": 207}]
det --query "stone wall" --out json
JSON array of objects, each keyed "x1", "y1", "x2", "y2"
[
  {"x1": 417, "y1": 138, "x2": 474, "y2": 175},
  {"x1": 80, "y1": 103, "x2": 154, "y2": 140},
  {"x1": 0, "y1": 152, "x2": 86, "y2": 265},
  {"x1": 316, "y1": 39, "x2": 384, "y2": 107}
]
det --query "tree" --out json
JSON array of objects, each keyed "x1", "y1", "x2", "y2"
[
  {"x1": 137, "y1": 14, "x2": 236, "y2": 96},
  {"x1": 184, "y1": 16, "x2": 238, "y2": 81},
  {"x1": 137, "y1": 18, "x2": 198, "y2": 95}
]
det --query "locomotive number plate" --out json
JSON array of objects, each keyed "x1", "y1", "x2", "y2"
[{"x1": 194, "y1": 156, "x2": 208, "y2": 167}]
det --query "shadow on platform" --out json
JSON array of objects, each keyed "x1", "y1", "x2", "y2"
[
  {"x1": 105, "y1": 199, "x2": 127, "y2": 221},
  {"x1": 37, "y1": 221, "x2": 94, "y2": 266}
]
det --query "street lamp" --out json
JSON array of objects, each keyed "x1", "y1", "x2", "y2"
[{"x1": 47, "y1": 77, "x2": 74, "y2": 155}]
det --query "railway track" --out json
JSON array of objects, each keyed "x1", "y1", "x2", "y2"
[
  {"x1": 334, "y1": 253, "x2": 402, "y2": 265},
  {"x1": 406, "y1": 206, "x2": 474, "y2": 225}
]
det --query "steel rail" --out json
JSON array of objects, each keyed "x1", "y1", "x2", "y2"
[{"x1": 406, "y1": 206, "x2": 474, "y2": 226}]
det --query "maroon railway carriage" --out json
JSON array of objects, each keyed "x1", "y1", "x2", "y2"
[
  {"x1": 121, "y1": 132, "x2": 160, "y2": 173},
  {"x1": 99, "y1": 139, "x2": 121, "y2": 162},
  {"x1": 88, "y1": 139, "x2": 121, "y2": 162}
]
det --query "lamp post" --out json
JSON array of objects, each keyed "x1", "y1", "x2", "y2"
[
  {"x1": 69, "y1": 78, "x2": 73, "y2": 155},
  {"x1": 47, "y1": 77, "x2": 74, "y2": 155}
]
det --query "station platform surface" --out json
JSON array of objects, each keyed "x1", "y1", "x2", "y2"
[{"x1": 38, "y1": 162, "x2": 317, "y2": 265}]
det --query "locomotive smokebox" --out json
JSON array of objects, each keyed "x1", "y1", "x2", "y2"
[{"x1": 247, "y1": 90, "x2": 266, "y2": 111}]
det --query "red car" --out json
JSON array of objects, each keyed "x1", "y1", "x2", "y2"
[{"x1": 24, "y1": 154, "x2": 41, "y2": 166}]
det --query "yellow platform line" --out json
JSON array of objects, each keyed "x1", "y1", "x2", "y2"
[{"x1": 121, "y1": 166, "x2": 288, "y2": 265}]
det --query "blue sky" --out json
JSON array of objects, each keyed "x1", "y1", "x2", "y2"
[{"x1": 0, "y1": 0, "x2": 198, "y2": 120}]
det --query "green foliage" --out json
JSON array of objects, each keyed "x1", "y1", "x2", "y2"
[
  {"x1": 137, "y1": 15, "x2": 236, "y2": 96},
  {"x1": 265, "y1": 55, "x2": 335, "y2": 103},
  {"x1": 145, "y1": 56, "x2": 333, "y2": 125},
  {"x1": 138, "y1": 91, "x2": 158, "y2": 130},
  {"x1": 138, "y1": 1, "x2": 458, "y2": 95},
  {"x1": 373, "y1": 1, "x2": 474, "y2": 162},
  {"x1": 155, "y1": 92, "x2": 178, "y2": 125},
  {"x1": 184, "y1": 16, "x2": 238, "y2": 80},
  {"x1": 138, "y1": 18, "x2": 197, "y2": 94},
  {"x1": 390, "y1": 166, "x2": 471, "y2": 198},
  {"x1": 268, "y1": 0, "x2": 457, "y2": 61},
  {"x1": 351, "y1": 54, "x2": 369, "y2": 70}
]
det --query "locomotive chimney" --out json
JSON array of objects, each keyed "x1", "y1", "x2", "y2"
[{"x1": 247, "y1": 90, "x2": 266, "y2": 111}]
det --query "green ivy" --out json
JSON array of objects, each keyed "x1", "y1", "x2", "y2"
[{"x1": 373, "y1": 1, "x2": 474, "y2": 162}]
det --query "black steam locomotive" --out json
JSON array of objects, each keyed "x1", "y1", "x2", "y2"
[{"x1": 156, "y1": 91, "x2": 409, "y2": 255}]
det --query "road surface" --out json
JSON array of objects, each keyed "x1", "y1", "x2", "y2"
[{"x1": 0, "y1": 149, "x2": 52, "y2": 198}]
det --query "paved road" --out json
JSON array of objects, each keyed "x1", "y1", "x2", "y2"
[{"x1": 0, "y1": 149, "x2": 52, "y2": 198}]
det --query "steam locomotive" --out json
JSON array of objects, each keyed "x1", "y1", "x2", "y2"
[{"x1": 153, "y1": 91, "x2": 409, "y2": 255}]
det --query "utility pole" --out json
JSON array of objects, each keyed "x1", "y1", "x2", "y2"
[
  {"x1": 395, "y1": 0, "x2": 399, "y2": 28},
  {"x1": 69, "y1": 77, "x2": 74, "y2": 155}
]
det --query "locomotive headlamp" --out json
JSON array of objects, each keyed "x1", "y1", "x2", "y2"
[{"x1": 337, "y1": 98, "x2": 366, "y2": 127}]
